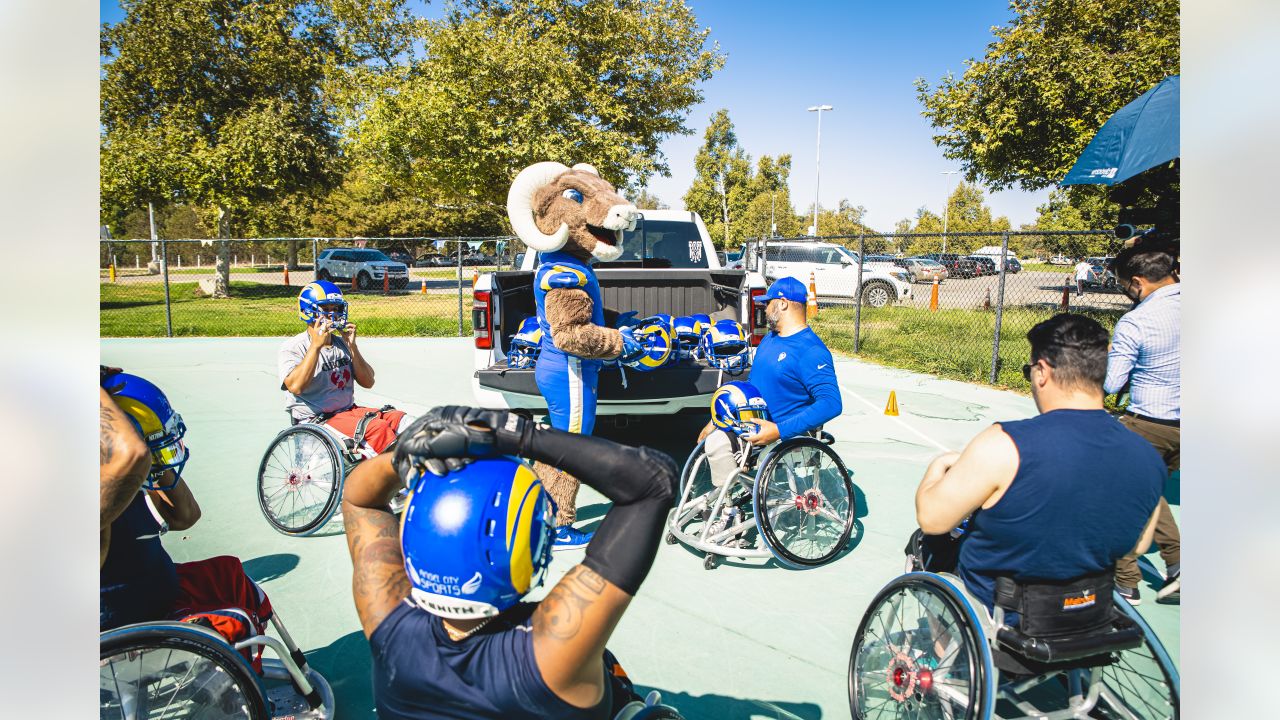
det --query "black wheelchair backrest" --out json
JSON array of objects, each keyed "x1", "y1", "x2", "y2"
[{"x1": 994, "y1": 568, "x2": 1115, "y2": 638}]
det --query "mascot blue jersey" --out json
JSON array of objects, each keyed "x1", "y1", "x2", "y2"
[{"x1": 532, "y1": 251, "x2": 605, "y2": 435}]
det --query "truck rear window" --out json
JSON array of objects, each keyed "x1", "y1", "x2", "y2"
[{"x1": 610, "y1": 220, "x2": 710, "y2": 269}]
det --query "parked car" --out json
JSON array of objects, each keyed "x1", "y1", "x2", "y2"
[
  {"x1": 316, "y1": 248, "x2": 410, "y2": 290},
  {"x1": 1082, "y1": 256, "x2": 1118, "y2": 289},
  {"x1": 387, "y1": 251, "x2": 414, "y2": 266},
  {"x1": 752, "y1": 240, "x2": 913, "y2": 308},
  {"x1": 920, "y1": 253, "x2": 980, "y2": 279},
  {"x1": 1048, "y1": 254, "x2": 1074, "y2": 265},
  {"x1": 967, "y1": 255, "x2": 998, "y2": 276},
  {"x1": 970, "y1": 248, "x2": 1023, "y2": 273},
  {"x1": 415, "y1": 253, "x2": 451, "y2": 267},
  {"x1": 894, "y1": 257, "x2": 948, "y2": 283},
  {"x1": 1005, "y1": 256, "x2": 1022, "y2": 273},
  {"x1": 462, "y1": 252, "x2": 497, "y2": 266}
]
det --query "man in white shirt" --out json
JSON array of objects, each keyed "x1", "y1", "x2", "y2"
[{"x1": 1073, "y1": 259, "x2": 1094, "y2": 297}]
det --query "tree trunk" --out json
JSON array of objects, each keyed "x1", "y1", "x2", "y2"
[
  {"x1": 287, "y1": 240, "x2": 299, "y2": 270},
  {"x1": 213, "y1": 205, "x2": 231, "y2": 298}
]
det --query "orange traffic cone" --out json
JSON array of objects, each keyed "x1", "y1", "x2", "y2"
[
  {"x1": 1060, "y1": 279, "x2": 1071, "y2": 311},
  {"x1": 420, "y1": 277, "x2": 427, "y2": 294},
  {"x1": 473, "y1": 269, "x2": 479, "y2": 287},
  {"x1": 807, "y1": 272, "x2": 818, "y2": 318},
  {"x1": 929, "y1": 279, "x2": 939, "y2": 312},
  {"x1": 884, "y1": 390, "x2": 899, "y2": 416},
  {"x1": 383, "y1": 272, "x2": 390, "y2": 294},
  {"x1": 283, "y1": 266, "x2": 290, "y2": 287}
]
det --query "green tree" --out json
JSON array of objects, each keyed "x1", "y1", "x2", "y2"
[
  {"x1": 915, "y1": 0, "x2": 1179, "y2": 192},
  {"x1": 683, "y1": 109, "x2": 753, "y2": 248},
  {"x1": 738, "y1": 154, "x2": 801, "y2": 241},
  {"x1": 1026, "y1": 185, "x2": 1118, "y2": 258},
  {"x1": 631, "y1": 189, "x2": 668, "y2": 210},
  {"x1": 351, "y1": 0, "x2": 724, "y2": 218},
  {"x1": 101, "y1": 0, "x2": 416, "y2": 294}
]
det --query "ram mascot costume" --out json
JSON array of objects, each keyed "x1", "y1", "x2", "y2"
[{"x1": 507, "y1": 161, "x2": 640, "y2": 528}]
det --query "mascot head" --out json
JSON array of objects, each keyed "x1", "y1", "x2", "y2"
[{"x1": 507, "y1": 162, "x2": 639, "y2": 263}]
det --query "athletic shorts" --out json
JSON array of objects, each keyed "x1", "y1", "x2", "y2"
[
  {"x1": 323, "y1": 405, "x2": 407, "y2": 454},
  {"x1": 170, "y1": 556, "x2": 274, "y2": 672}
]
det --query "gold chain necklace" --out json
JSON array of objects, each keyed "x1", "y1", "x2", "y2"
[{"x1": 444, "y1": 615, "x2": 496, "y2": 642}]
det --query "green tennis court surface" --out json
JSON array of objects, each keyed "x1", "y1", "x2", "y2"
[{"x1": 101, "y1": 338, "x2": 1180, "y2": 719}]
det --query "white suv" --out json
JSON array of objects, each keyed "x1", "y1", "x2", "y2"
[
  {"x1": 316, "y1": 248, "x2": 410, "y2": 291},
  {"x1": 758, "y1": 240, "x2": 913, "y2": 308}
]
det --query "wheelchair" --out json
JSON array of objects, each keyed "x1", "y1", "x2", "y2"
[
  {"x1": 847, "y1": 555, "x2": 1180, "y2": 719},
  {"x1": 666, "y1": 429, "x2": 857, "y2": 570},
  {"x1": 614, "y1": 690, "x2": 685, "y2": 719},
  {"x1": 99, "y1": 608, "x2": 334, "y2": 720},
  {"x1": 257, "y1": 408, "x2": 405, "y2": 537}
]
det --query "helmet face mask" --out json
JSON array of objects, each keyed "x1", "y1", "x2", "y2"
[
  {"x1": 298, "y1": 281, "x2": 349, "y2": 330},
  {"x1": 109, "y1": 373, "x2": 190, "y2": 492},
  {"x1": 400, "y1": 458, "x2": 557, "y2": 619},
  {"x1": 711, "y1": 381, "x2": 771, "y2": 437},
  {"x1": 507, "y1": 316, "x2": 544, "y2": 370},
  {"x1": 700, "y1": 319, "x2": 751, "y2": 376}
]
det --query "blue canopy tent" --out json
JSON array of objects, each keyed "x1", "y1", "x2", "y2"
[{"x1": 1061, "y1": 75, "x2": 1179, "y2": 186}]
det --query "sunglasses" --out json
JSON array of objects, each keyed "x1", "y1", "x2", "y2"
[{"x1": 1022, "y1": 362, "x2": 1035, "y2": 381}]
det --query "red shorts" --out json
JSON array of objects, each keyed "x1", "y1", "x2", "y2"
[
  {"x1": 170, "y1": 556, "x2": 273, "y2": 672},
  {"x1": 323, "y1": 405, "x2": 406, "y2": 454}
]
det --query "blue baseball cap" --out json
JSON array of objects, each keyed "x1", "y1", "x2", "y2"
[{"x1": 754, "y1": 276, "x2": 808, "y2": 304}]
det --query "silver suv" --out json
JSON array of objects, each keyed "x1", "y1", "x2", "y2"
[
  {"x1": 754, "y1": 240, "x2": 913, "y2": 308},
  {"x1": 316, "y1": 248, "x2": 410, "y2": 291}
]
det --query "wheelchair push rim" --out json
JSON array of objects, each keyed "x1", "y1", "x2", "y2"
[
  {"x1": 100, "y1": 623, "x2": 269, "y2": 720},
  {"x1": 1081, "y1": 594, "x2": 1180, "y2": 720},
  {"x1": 257, "y1": 425, "x2": 345, "y2": 537},
  {"x1": 752, "y1": 438, "x2": 855, "y2": 568},
  {"x1": 849, "y1": 573, "x2": 993, "y2": 720}
]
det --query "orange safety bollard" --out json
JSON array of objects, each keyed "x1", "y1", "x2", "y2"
[
  {"x1": 283, "y1": 266, "x2": 290, "y2": 287},
  {"x1": 1060, "y1": 278, "x2": 1070, "y2": 311},
  {"x1": 807, "y1": 272, "x2": 818, "y2": 318},
  {"x1": 383, "y1": 272, "x2": 390, "y2": 295},
  {"x1": 929, "y1": 278, "x2": 939, "y2": 312}
]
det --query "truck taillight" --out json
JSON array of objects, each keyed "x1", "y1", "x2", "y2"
[
  {"x1": 748, "y1": 287, "x2": 766, "y2": 346},
  {"x1": 472, "y1": 290, "x2": 493, "y2": 349}
]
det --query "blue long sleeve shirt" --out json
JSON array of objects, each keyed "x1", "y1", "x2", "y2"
[{"x1": 749, "y1": 327, "x2": 842, "y2": 438}]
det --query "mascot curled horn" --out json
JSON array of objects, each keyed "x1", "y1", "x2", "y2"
[{"x1": 507, "y1": 161, "x2": 641, "y2": 534}]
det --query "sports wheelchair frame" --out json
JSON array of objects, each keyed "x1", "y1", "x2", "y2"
[
  {"x1": 666, "y1": 430, "x2": 857, "y2": 570},
  {"x1": 847, "y1": 569, "x2": 1180, "y2": 719},
  {"x1": 257, "y1": 409, "x2": 404, "y2": 537},
  {"x1": 99, "y1": 609, "x2": 334, "y2": 720}
]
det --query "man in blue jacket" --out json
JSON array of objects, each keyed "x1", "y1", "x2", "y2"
[{"x1": 699, "y1": 276, "x2": 843, "y2": 493}]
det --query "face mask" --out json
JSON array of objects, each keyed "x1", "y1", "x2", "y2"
[{"x1": 1121, "y1": 279, "x2": 1142, "y2": 305}]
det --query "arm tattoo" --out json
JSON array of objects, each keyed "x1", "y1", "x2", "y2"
[
  {"x1": 534, "y1": 565, "x2": 606, "y2": 641},
  {"x1": 100, "y1": 403, "x2": 117, "y2": 465},
  {"x1": 344, "y1": 502, "x2": 411, "y2": 634}
]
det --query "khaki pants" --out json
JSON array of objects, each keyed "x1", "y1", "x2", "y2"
[
  {"x1": 1115, "y1": 414, "x2": 1181, "y2": 589},
  {"x1": 704, "y1": 430, "x2": 773, "y2": 489}
]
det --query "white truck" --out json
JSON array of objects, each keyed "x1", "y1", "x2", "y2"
[
  {"x1": 742, "y1": 239, "x2": 914, "y2": 308},
  {"x1": 471, "y1": 209, "x2": 768, "y2": 419}
]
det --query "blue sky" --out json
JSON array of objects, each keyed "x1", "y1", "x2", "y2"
[{"x1": 101, "y1": 0, "x2": 1051, "y2": 230}]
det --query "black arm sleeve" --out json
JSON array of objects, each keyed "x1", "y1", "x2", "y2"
[{"x1": 522, "y1": 428, "x2": 677, "y2": 596}]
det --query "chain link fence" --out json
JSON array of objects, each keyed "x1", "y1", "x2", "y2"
[
  {"x1": 740, "y1": 231, "x2": 1128, "y2": 388},
  {"x1": 100, "y1": 236, "x2": 521, "y2": 338}
]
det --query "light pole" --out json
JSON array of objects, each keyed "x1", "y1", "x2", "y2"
[
  {"x1": 940, "y1": 170, "x2": 959, "y2": 253},
  {"x1": 807, "y1": 105, "x2": 833, "y2": 236}
]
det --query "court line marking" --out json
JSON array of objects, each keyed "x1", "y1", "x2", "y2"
[{"x1": 837, "y1": 383, "x2": 953, "y2": 453}]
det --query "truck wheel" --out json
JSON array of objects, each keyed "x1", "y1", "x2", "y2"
[
  {"x1": 861, "y1": 282, "x2": 893, "y2": 308},
  {"x1": 356, "y1": 271, "x2": 372, "y2": 291}
]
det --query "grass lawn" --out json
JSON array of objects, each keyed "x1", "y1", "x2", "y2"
[
  {"x1": 101, "y1": 281, "x2": 464, "y2": 337},
  {"x1": 1022, "y1": 262, "x2": 1075, "y2": 274},
  {"x1": 812, "y1": 304, "x2": 1124, "y2": 391}
]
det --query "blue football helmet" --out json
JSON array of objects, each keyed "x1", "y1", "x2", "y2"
[
  {"x1": 672, "y1": 315, "x2": 706, "y2": 361},
  {"x1": 700, "y1": 319, "x2": 751, "y2": 375},
  {"x1": 106, "y1": 373, "x2": 190, "y2": 491},
  {"x1": 711, "y1": 381, "x2": 771, "y2": 436},
  {"x1": 400, "y1": 458, "x2": 557, "y2": 619},
  {"x1": 507, "y1": 316, "x2": 543, "y2": 370},
  {"x1": 621, "y1": 315, "x2": 674, "y2": 371},
  {"x1": 298, "y1": 281, "x2": 348, "y2": 329}
]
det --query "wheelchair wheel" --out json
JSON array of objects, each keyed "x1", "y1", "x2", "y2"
[
  {"x1": 258, "y1": 425, "x2": 346, "y2": 537},
  {"x1": 848, "y1": 573, "x2": 993, "y2": 720},
  {"x1": 100, "y1": 623, "x2": 268, "y2": 720},
  {"x1": 752, "y1": 438, "x2": 855, "y2": 568},
  {"x1": 1089, "y1": 595, "x2": 1180, "y2": 719}
]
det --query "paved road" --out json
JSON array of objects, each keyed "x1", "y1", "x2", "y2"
[{"x1": 822, "y1": 270, "x2": 1131, "y2": 312}]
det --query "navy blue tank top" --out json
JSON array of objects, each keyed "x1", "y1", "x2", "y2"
[
  {"x1": 100, "y1": 493, "x2": 180, "y2": 630},
  {"x1": 370, "y1": 601, "x2": 612, "y2": 720},
  {"x1": 958, "y1": 409, "x2": 1164, "y2": 609}
]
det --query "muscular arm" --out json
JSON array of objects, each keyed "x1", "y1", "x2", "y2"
[
  {"x1": 916, "y1": 424, "x2": 1019, "y2": 534},
  {"x1": 282, "y1": 340, "x2": 324, "y2": 395},
  {"x1": 341, "y1": 453, "x2": 411, "y2": 637},
  {"x1": 100, "y1": 388, "x2": 151, "y2": 566},
  {"x1": 146, "y1": 474, "x2": 201, "y2": 532},
  {"x1": 544, "y1": 288, "x2": 623, "y2": 359},
  {"x1": 349, "y1": 340, "x2": 375, "y2": 388}
]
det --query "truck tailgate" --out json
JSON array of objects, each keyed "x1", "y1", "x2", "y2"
[{"x1": 476, "y1": 361, "x2": 749, "y2": 401}]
